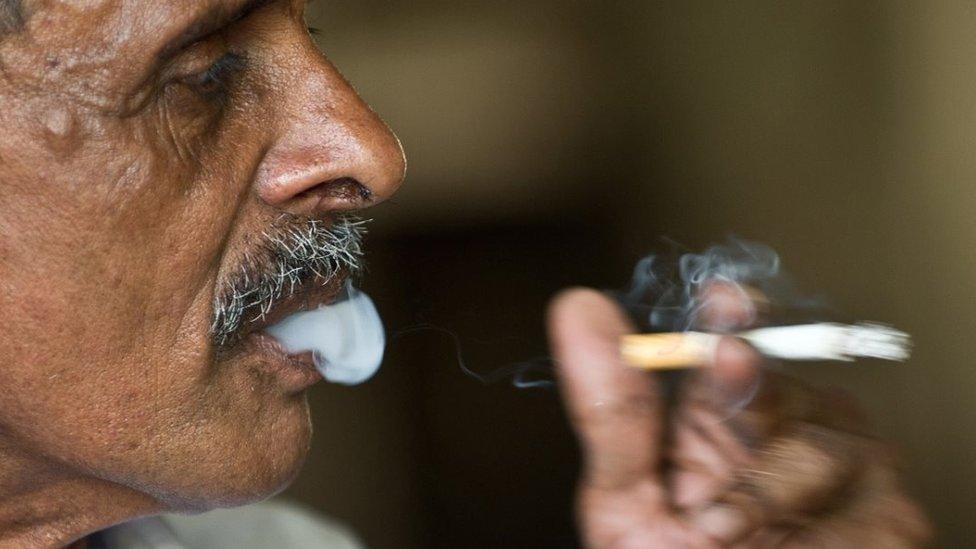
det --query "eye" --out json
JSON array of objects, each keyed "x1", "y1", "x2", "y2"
[{"x1": 187, "y1": 52, "x2": 247, "y2": 101}]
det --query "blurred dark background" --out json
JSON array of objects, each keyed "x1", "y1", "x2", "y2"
[{"x1": 283, "y1": 2, "x2": 976, "y2": 547}]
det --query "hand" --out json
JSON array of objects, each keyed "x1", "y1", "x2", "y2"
[{"x1": 547, "y1": 288, "x2": 930, "y2": 548}]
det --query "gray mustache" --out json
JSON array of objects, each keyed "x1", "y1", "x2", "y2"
[{"x1": 211, "y1": 214, "x2": 368, "y2": 346}]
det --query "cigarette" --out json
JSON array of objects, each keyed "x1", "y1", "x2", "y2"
[{"x1": 621, "y1": 323, "x2": 911, "y2": 371}]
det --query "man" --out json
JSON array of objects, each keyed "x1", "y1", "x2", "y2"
[{"x1": 0, "y1": 0, "x2": 929, "y2": 547}]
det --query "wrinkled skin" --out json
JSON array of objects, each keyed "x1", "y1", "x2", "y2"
[
  {"x1": 0, "y1": 0, "x2": 404, "y2": 546},
  {"x1": 549, "y1": 286, "x2": 933, "y2": 548}
]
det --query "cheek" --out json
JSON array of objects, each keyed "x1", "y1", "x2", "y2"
[
  {"x1": 0, "y1": 301, "x2": 205, "y2": 455},
  {"x1": 0, "y1": 163, "x2": 217, "y2": 469},
  {"x1": 0, "y1": 305, "x2": 309, "y2": 500},
  {"x1": 0, "y1": 95, "x2": 306, "y2": 502}
]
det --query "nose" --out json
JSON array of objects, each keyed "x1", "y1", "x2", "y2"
[{"x1": 255, "y1": 46, "x2": 406, "y2": 214}]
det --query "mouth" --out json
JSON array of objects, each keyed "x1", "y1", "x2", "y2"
[
  {"x1": 230, "y1": 273, "x2": 350, "y2": 393},
  {"x1": 211, "y1": 213, "x2": 368, "y2": 346},
  {"x1": 242, "y1": 272, "x2": 349, "y2": 338},
  {"x1": 248, "y1": 334, "x2": 323, "y2": 394}
]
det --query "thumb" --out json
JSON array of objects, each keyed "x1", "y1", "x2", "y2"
[{"x1": 548, "y1": 288, "x2": 664, "y2": 489}]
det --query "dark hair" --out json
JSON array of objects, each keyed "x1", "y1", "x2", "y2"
[{"x1": 0, "y1": 0, "x2": 23, "y2": 35}]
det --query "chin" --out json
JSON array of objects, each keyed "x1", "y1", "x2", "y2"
[{"x1": 152, "y1": 393, "x2": 314, "y2": 513}]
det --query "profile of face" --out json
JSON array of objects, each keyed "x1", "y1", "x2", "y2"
[{"x1": 0, "y1": 0, "x2": 405, "y2": 519}]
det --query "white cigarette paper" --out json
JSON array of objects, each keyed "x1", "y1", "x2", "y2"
[{"x1": 621, "y1": 323, "x2": 911, "y2": 370}]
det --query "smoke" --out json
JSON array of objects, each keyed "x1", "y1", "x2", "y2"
[
  {"x1": 266, "y1": 281, "x2": 386, "y2": 386},
  {"x1": 620, "y1": 238, "x2": 819, "y2": 333},
  {"x1": 269, "y1": 236, "x2": 813, "y2": 390},
  {"x1": 391, "y1": 324, "x2": 555, "y2": 389},
  {"x1": 395, "y1": 239, "x2": 810, "y2": 391},
  {"x1": 212, "y1": 214, "x2": 385, "y2": 385}
]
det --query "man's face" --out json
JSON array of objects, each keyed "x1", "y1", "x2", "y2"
[{"x1": 0, "y1": 0, "x2": 404, "y2": 510}]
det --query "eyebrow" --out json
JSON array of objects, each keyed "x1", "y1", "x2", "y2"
[{"x1": 160, "y1": 0, "x2": 273, "y2": 58}]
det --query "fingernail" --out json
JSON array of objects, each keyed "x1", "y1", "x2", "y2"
[{"x1": 691, "y1": 504, "x2": 751, "y2": 542}]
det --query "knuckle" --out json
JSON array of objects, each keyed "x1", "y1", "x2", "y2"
[
  {"x1": 574, "y1": 394, "x2": 658, "y2": 434},
  {"x1": 735, "y1": 423, "x2": 865, "y2": 513},
  {"x1": 884, "y1": 496, "x2": 933, "y2": 546}
]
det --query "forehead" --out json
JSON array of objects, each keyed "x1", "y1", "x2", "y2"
[{"x1": 24, "y1": 0, "x2": 261, "y2": 51}]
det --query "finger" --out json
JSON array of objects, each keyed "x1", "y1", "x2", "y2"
[
  {"x1": 777, "y1": 451, "x2": 932, "y2": 548},
  {"x1": 693, "y1": 422, "x2": 869, "y2": 544},
  {"x1": 680, "y1": 377, "x2": 874, "y2": 542},
  {"x1": 685, "y1": 278, "x2": 771, "y2": 439},
  {"x1": 700, "y1": 336, "x2": 766, "y2": 413},
  {"x1": 670, "y1": 419, "x2": 738, "y2": 508},
  {"x1": 669, "y1": 338, "x2": 765, "y2": 511},
  {"x1": 688, "y1": 279, "x2": 868, "y2": 437},
  {"x1": 689, "y1": 374, "x2": 869, "y2": 456},
  {"x1": 679, "y1": 279, "x2": 892, "y2": 545},
  {"x1": 548, "y1": 288, "x2": 663, "y2": 490},
  {"x1": 696, "y1": 280, "x2": 764, "y2": 333}
]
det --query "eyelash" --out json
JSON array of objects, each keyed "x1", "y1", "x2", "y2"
[
  {"x1": 178, "y1": 22, "x2": 318, "y2": 104},
  {"x1": 192, "y1": 52, "x2": 247, "y2": 101}
]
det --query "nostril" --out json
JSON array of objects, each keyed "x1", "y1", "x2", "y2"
[{"x1": 296, "y1": 177, "x2": 373, "y2": 211}]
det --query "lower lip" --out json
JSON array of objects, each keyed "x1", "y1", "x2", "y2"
[{"x1": 248, "y1": 333, "x2": 323, "y2": 393}]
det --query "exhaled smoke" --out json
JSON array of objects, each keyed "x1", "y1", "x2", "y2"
[
  {"x1": 391, "y1": 324, "x2": 556, "y2": 389},
  {"x1": 266, "y1": 281, "x2": 386, "y2": 386},
  {"x1": 211, "y1": 214, "x2": 369, "y2": 346},
  {"x1": 621, "y1": 238, "x2": 818, "y2": 332}
]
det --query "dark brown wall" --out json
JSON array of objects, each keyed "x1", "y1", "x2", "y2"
[{"x1": 288, "y1": 2, "x2": 976, "y2": 547}]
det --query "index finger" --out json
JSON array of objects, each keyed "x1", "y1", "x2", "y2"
[{"x1": 548, "y1": 288, "x2": 664, "y2": 490}]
